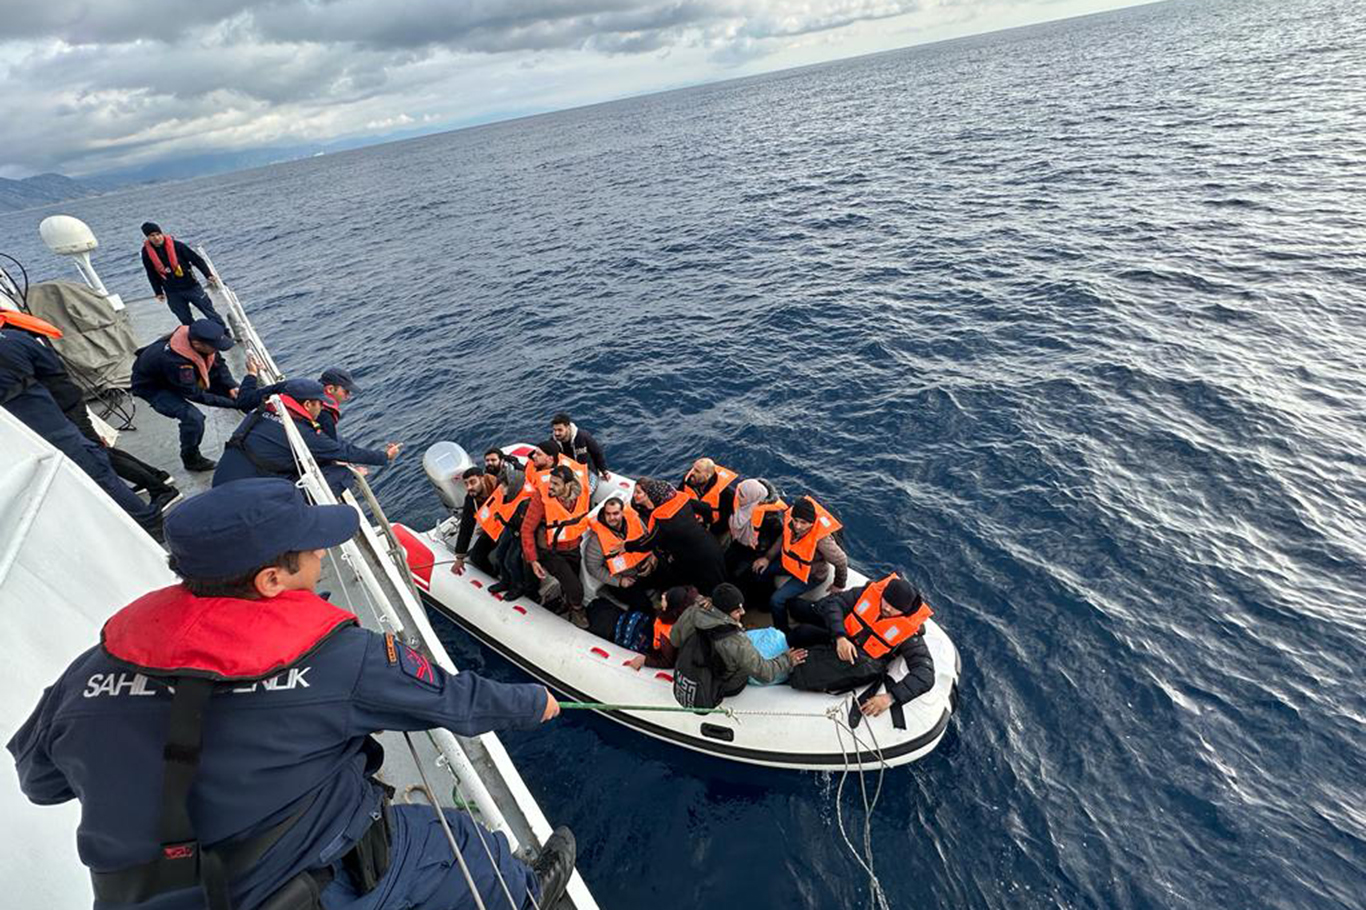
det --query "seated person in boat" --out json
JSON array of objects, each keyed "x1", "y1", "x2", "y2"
[
  {"x1": 525, "y1": 440, "x2": 589, "y2": 494},
  {"x1": 484, "y1": 446, "x2": 522, "y2": 490},
  {"x1": 548, "y1": 412, "x2": 610, "y2": 491},
  {"x1": 752, "y1": 495, "x2": 848, "y2": 632},
  {"x1": 583, "y1": 495, "x2": 658, "y2": 611},
  {"x1": 451, "y1": 466, "x2": 502, "y2": 576},
  {"x1": 670, "y1": 584, "x2": 807, "y2": 707},
  {"x1": 621, "y1": 585, "x2": 699, "y2": 671},
  {"x1": 616, "y1": 478, "x2": 727, "y2": 595},
  {"x1": 487, "y1": 468, "x2": 535, "y2": 600},
  {"x1": 679, "y1": 458, "x2": 742, "y2": 538},
  {"x1": 724, "y1": 478, "x2": 787, "y2": 604},
  {"x1": 522, "y1": 464, "x2": 592, "y2": 628},
  {"x1": 213, "y1": 378, "x2": 401, "y2": 495},
  {"x1": 786, "y1": 574, "x2": 936, "y2": 718}
]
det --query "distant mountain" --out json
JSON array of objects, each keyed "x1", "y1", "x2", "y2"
[{"x1": 0, "y1": 173, "x2": 105, "y2": 214}]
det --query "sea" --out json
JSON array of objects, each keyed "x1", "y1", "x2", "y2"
[{"x1": 3, "y1": 0, "x2": 1364, "y2": 906}]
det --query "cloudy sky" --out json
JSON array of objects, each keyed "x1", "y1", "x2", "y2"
[{"x1": 1, "y1": 0, "x2": 1148, "y2": 179}]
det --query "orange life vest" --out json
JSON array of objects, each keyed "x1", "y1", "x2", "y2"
[
  {"x1": 0, "y1": 310, "x2": 63, "y2": 339},
  {"x1": 683, "y1": 465, "x2": 738, "y2": 522},
  {"x1": 645, "y1": 490, "x2": 691, "y2": 530},
  {"x1": 749, "y1": 498, "x2": 787, "y2": 529},
  {"x1": 144, "y1": 235, "x2": 183, "y2": 278},
  {"x1": 525, "y1": 454, "x2": 589, "y2": 498},
  {"x1": 652, "y1": 618, "x2": 673, "y2": 651},
  {"x1": 589, "y1": 506, "x2": 650, "y2": 576},
  {"x1": 779, "y1": 496, "x2": 842, "y2": 583},
  {"x1": 841, "y1": 575, "x2": 933, "y2": 659},
  {"x1": 541, "y1": 476, "x2": 591, "y2": 548},
  {"x1": 475, "y1": 482, "x2": 533, "y2": 543}
]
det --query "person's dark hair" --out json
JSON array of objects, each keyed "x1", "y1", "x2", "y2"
[
  {"x1": 484, "y1": 447, "x2": 504, "y2": 460},
  {"x1": 551, "y1": 412, "x2": 572, "y2": 427},
  {"x1": 168, "y1": 550, "x2": 303, "y2": 599},
  {"x1": 661, "y1": 586, "x2": 698, "y2": 623},
  {"x1": 550, "y1": 465, "x2": 576, "y2": 485},
  {"x1": 462, "y1": 466, "x2": 483, "y2": 480}
]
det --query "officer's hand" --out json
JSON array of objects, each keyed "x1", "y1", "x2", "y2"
[
  {"x1": 541, "y1": 689, "x2": 560, "y2": 722},
  {"x1": 752, "y1": 557, "x2": 770, "y2": 574},
  {"x1": 626, "y1": 655, "x2": 645, "y2": 671},
  {"x1": 245, "y1": 356, "x2": 261, "y2": 376},
  {"x1": 531, "y1": 561, "x2": 547, "y2": 581},
  {"x1": 156, "y1": 293, "x2": 166, "y2": 301},
  {"x1": 451, "y1": 556, "x2": 466, "y2": 575},
  {"x1": 208, "y1": 274, "x2": 221, "y2": 287},
  {"x1": 860, "y1": 694, "x2": 893, "y2": 717},
  {"x1": 836, "y1": 636, "x2": 857, "y2": 664},
  {"x1": 789, "y1": 648, "x2": 809, "y2": 666},
  {"x1": 385, "y1": 442, "x2": 403, "y2": 460}
]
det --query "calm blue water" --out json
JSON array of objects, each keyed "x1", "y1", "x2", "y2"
[{"x1": 5, "y1": 0, "x2": 1366, "y2": 906}]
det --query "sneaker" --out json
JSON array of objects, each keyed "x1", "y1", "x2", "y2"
[
  {"x1": 488, "y1": 581, "x2": 509, "y2": 595},
  {"x1": 568, "y1": 607, "x2": 589, "y2": 630},
  {"x1": 182, "y1": 452, "x2": 217, "y2": 472},
  {"x1": 500, "y1": 587, "x2": 525, "y2": 602},
  {"x1": 149, "y1": 487, "x2": 183, "y2": 513},
  {"x1": 530, "y1": 827, "x2": 576, "y2": 909}
]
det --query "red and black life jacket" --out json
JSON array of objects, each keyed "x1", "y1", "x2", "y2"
[
  {"x1": 144, "y1": 236, "x2": 184, "y2": 279},
  {"x1": 95, "y1": 586, "x2": 357, "y2": 909}
]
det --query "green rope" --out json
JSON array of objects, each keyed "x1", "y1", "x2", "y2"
[{"x1": 557, "y1": 700, "x2": 734, "y2": 717}]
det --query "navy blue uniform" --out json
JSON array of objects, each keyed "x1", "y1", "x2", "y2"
[
  {"x1": 141, "y1": 238, "x2": 224, "y2": 327},
  {"x1": 0, "y1": 327, "x2": 156, "y2": 524},
  {"x1": 8, "y1": 622, "x2": 546, "y2": 910},
  {"x1": 213, "y1": 397, "x2": 388, "y2": 494},
  {"x1": 130, "y1": 336, "x2": 239, "y2": 458}
]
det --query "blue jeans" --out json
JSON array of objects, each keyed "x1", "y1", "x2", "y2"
[
  {"x1": 322, "y1": 804, "x2": 537, "y2": 910},
  {"x1": 763, "y1": 562, "x2": 827, "y2": 632},
  {"x1": 164, "y1": 284, "x2": 225, "y2": 327}
]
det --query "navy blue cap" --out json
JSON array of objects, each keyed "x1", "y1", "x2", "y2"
[
  {"x1": 319, "y1": 367, "x2": 359, "y2": 393},
  {"x1": 188, "y1": 318, "x2": 234, "y2": 352},
  {"x1": 165, "y1": 478, "x2": 359, "y2": 577},
  {"x1": 281, "y1": 378, "x2": 327, "y2": 401}
]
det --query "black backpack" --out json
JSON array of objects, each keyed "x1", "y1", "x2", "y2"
[{"x1": 672, "y1": 624, "x2": 741, "y2": 709}]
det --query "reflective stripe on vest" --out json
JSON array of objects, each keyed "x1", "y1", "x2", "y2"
[
  {"x1": 589, "y1": 506, "x2": 650, "y2": 575},
  {"x1": 652, "y1": 618, "x2": 673, "y2": 651},
  {"x1": 543, "y1": 480, "x2": 592, "y2": 548},
  {"x1": 645, "y1": 490, "x2": 691, "y2": 530},
  {"x1": 475, "y1": 483, "x2": 532, "y2": 543},
  {"x1": 683, "y1": 465, "x2": 739, "y2": 520},
  {"x1": 841, "y1": 575, "x2": 933, "y2": 659},
  {"x1": 779, "y1": 496, "x2": 842, "y2": 583}
]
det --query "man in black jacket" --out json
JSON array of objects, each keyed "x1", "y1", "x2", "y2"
[
  {"x1": 139, "y1": 221, "x2": 225, "y2": 327},
  {"x1": 786, "y1": 574, "x2": 936, "y2": 717},
  {"x1": 549, "y1": 412, "x2": 609, "y2": 493}
]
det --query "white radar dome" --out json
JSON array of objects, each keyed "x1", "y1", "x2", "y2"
[{"x1": 39, "y1": 215, "x2": 99, "y2": 255}]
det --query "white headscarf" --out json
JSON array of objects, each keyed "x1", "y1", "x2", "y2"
[{"x1": 729, "y1": 478, "x2": 768, "y2": 548}]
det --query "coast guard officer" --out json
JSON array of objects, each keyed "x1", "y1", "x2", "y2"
[
  {"x1": 7, "y1": 479, "x2": 577, "y2": 910},
  {"x1": 214, "y1": 377, "x2": 400, "y2": 494},
  {"x1": 130, "y1": 318, "x2": 248, "y2": 471}
]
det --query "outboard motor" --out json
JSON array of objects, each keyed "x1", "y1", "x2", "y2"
[{"x1": 423, "y1": 442, "x2": 475, "y2": 513}]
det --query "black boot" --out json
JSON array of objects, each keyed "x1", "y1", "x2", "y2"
[
  {"x1": 488, "y1": 581, "x2": 509, "y2": 595},
  {"x1": 182, "y1": 451, "x2": 217, "y2": 472},
  {"x1": 148, "y1": 487, "x2": 183, "y2": 513},
  {"x1": 530, "y1": 827, "x2": 576, "y2": 909}
]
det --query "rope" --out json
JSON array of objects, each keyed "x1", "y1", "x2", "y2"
[
  {"x1": 556, "y1": 699, "x2": 839, "y2": 720},
  {"x1": 830, "y1": 705, "x2": 892, "y2": 910}
]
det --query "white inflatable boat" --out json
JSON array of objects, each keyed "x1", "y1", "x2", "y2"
[{"x1": 393, "y1": 443, "x2": 961, "y2": 771}]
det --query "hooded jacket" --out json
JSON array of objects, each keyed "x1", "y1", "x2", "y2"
[{"x1": 669, "y1": 601, "x2": 792, "y2": 694}]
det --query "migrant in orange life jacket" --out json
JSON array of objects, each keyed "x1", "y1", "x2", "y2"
[
  {"x1": 683, "y1": 465, "x2": 739, "y2": 523},
  {"x1": 841, "y1": 574, "x2": 933, "y2": 659},
  {"x1": 589, "y1": 505, "x2": 651, "y2": 575},
  {"x1": 652, "y1": 618, "x2": 673, "y2": 651},
  {"x1": 475, "y1": 482, "x2": 533, "y2": 543},
  {"x1": 541, "y1": 474, "x2": 592, "y2": 548},
  {"x1": 526, "y1": 454, "x2": 588, "y2": 498},
  {"x1": 644, "y1": 490, "x2": 692, "y2": 530},
  {"x1": 779, "y1": 496, "x2": 842, "y2": 583}
]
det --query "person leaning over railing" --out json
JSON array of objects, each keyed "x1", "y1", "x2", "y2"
[{"x1": 7, "y1": 479, "x2": 577, "y2": 910}]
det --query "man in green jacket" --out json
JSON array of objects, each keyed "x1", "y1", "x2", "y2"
[{"x1": 670, "y1": 583, "x2": 807, "y2": 700}]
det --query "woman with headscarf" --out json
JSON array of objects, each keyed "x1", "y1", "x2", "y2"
[
  {"x1": 616, "y1": 478, "x2": 726, "y2": 595},
  {"x1": 725, "y1": 478, "x2": 788, "y2": 605}
]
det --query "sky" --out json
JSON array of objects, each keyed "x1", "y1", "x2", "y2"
[{"x1": 0, "y1": 0, "x2": 1153, "y2": 179}]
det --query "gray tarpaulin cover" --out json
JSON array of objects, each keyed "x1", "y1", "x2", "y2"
[{"x1": 24, "y1": 281, "x2": 140, "y2": 391}]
